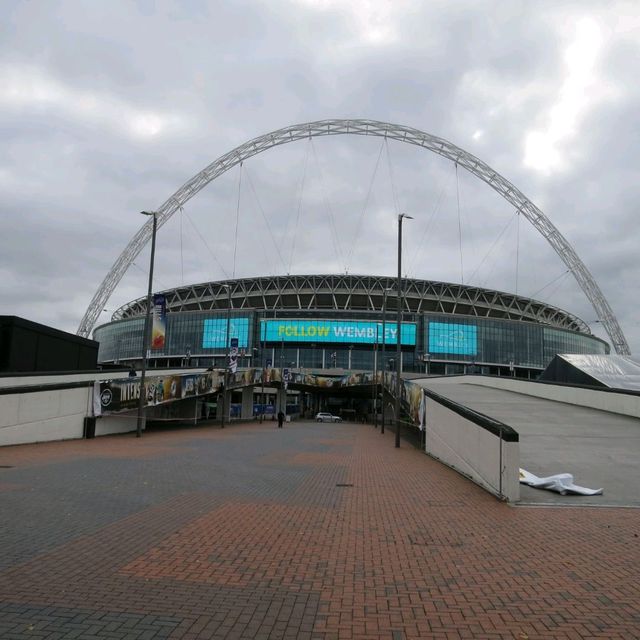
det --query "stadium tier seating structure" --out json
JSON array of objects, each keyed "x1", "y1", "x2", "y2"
[{"x1": 93, "y1": 274, "x2": 608, "y2": 378}]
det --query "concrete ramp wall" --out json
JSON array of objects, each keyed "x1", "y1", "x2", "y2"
[
  {"x1": 458, "y1": 375, "x2": 640, "y2": 419},
  {"x1": 423, "y1": 390, "x2": 520, "y2": 502}
]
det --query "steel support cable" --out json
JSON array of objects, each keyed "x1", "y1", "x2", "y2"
[
  {"x1": 130, "y1": 261, "x2": 170, "y2": 291},
  {"x1": 407, "y1": 165, "x2": 455, "y2": 277},
  {"x1": 179, "y1": 206, "x2": 184, "y2": 285},
  {"x1": 177, "y1": 206, "x2": 219, "y2": 281},
  {"x1": 545, "y1": 270, "x2": 573, "y2": 302},
  {"x1": 455, "y1": 163, "x2": 464, "y2": 284},
  {"x1": 467, "y1": 211, "x2": 518, "y2": 286},
  {"x1": 344, "y1": 138, "x2": 385, "y2": 273},
  {"x1": 232, "y1": 161, "x2": 243, "y2": 279},
  {"x1": 478, "y1": 210, "x2": 524, "y2": 291},
  {"x1": 183, "y1": 208, "x2": 230, "y2": 279},
  {"x1": 242, "y1": 164, "x2": 286, "y2": 274},
  {"x1": 310, "y1": 138, "x2": 346, "y2": 272},
  {"x1": 77, "y1": 119, "x2": 629, "y2": 354},
  {"x1": 515, "y1": 211, "x2": 520, "y2": 295},
  {"x1": 530, "y1": 269, "x2": 571, "y2": 299},
  {"x1": 288, "y1": 138, "x2": 311, "y2": 275}
]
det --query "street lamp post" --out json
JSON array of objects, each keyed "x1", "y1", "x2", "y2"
[
  {"x1": 220, "y1": 284, "x2": 231, "y2": 429},
  {"x1": 395, "y1": 213, "x2": 413, "y2": 448},
  {"x1": 380, "y1": 287, "x2": 393, "y2": 435},
  {"x1": 260, "y1": 325, "x2": 267, "y2": 422},
  {"x1": 135, "y1": 211, "x2": 158, "y2": 438},
  {"x1": 372, "y1": 325, "x2": 378, "y2": 428}
]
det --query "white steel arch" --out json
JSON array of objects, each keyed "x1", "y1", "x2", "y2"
[{"x1": 77, "y1": 119, "x2": 630, "y2": 354}]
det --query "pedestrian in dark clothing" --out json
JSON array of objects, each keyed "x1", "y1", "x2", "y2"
[{"x1": 277, "y1": 411, "x2": 284, "y2": 428}]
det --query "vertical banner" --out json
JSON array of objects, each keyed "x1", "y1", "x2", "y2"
[
  {"x1": 229, "y1": 337, "x2": 239, "y2": 373},
  {"x1": 418, "y1": 390, "x2": 426, "y2": 431},
  {"x1": 93, "y1": 380, "x2": 102, "y2": 417},
  {"x1": 283, "y1": 367, "x2": 290, "y2": 390},
  {"x1": 151, "y1": 294, "x2": 167, "y2": 349}
]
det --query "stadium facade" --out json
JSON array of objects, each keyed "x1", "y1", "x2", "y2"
[{"x1": 93, "y1": 274, "x2": 608, "y2": 379}]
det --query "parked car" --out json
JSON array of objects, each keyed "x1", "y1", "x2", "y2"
[{"x1": 315, "y1": 412, "x2": 342, "y2": 423}]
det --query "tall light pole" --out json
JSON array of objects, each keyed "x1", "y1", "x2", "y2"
[
  {"x1": 380, "y1": 287, "x2": 393, "y2": 435},
  {"x1": 136, "y1": 211, "x2": 158, "y2": 438},
  {"x1": 395, "y1": 213, "x2": 413, "y2": 448},
  {"x1": 372, "y1": 325, "x2": 378, "y2": 428},
  {"x1": 220, "y1": 284, "x2": 231, "y2": 428},
  {"x1": 260, "y1": 322, "x2": 267, "y2": 422}
]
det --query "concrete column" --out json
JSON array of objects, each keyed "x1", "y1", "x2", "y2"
[
  {"x1": 241, "y1": 386, "x2": 254, "y2": 420},
  {"x1": 276, "y1": 386, "x2": 287, "y2": 414}
]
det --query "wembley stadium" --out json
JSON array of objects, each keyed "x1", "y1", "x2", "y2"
[{"x1": 93, "y1": 273, "x2": 608, "y2": 378}]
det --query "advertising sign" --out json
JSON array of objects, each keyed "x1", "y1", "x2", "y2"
[
  {"x1": 97, "y1": 371, "x2": 223, "y2": 414},
  {"x1": 98, "y1": 378, "x2": 142, "y2": 413},
  {"x1": 428, "y1": 322, "x2": 478, "y2": 355},
  {"x1": 260, "y1": 319, "x2": 416, "y2": 345},
  {"x1": 151, "y1": 294, "x2": 167, "y2": 349},
  {"x1": 202, "y1": 317, "x2": 249, "y2": 349}
]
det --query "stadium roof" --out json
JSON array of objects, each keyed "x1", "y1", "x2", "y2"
[
  {"x1": 541, "y1": 354, "x2": 640, "y2": 390},
  {"x1": 110, "y1": 274, "x2": 592, "y2": 334}
]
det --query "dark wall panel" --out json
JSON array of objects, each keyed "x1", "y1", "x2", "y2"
[{"x1": 0, "y1": 316, "x2": 98, "y2": 373}]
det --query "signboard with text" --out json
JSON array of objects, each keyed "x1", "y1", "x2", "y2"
[
  {"x1": 151, "y1": 294, "x2": 166, "y2": 349},
  {"x1": 97, "y1": 370, "x2": 223, "y2": 415},
  {"x1": 260, "y1": 319, "x2": 416, "y2": 345}
]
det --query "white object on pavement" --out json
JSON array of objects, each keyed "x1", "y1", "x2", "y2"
[{"x1": 519, "y1": 469, "x2": 603, "y2": 496}]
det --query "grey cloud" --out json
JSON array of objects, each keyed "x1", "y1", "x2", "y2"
[{"x1": 0, "y1": 0, "x2": 637, "y2": 354}]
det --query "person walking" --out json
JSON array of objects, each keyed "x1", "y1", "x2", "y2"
[{"x1": 277, "y1": 410, "x2": 284, "y2": 428}]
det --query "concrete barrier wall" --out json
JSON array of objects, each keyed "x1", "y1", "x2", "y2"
[
  {"x1": 95, "y1": 412, "x2": 137, "y2": 437},
  {"x1": 0, "y1": 385, "x2": 137, "y2": 446},
  {"x1": 460, "y1": 375, "x2": 640, "y2": 418},
  {"x1": 424, "y1": 397, "x2": 520, "y2": 502},
  {"x1": 95, "y1": 397, "x2": 203, "y2": 436},
  {"x1": 0, "y1": 386, "x2": 91, "y2": 446}
]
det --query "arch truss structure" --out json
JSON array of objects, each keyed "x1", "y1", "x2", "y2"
[{"x1": 77, "y1": 119, "x2": 630, "y2": 354}]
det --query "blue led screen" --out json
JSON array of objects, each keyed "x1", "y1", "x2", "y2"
[
  {"x1": 428, "y1": 322, "x2": 478, "y2": 355},
  {"x1": 261, "y1": 319, "x2": 416, "y2": 345},
  {"x1": 202, "y1": 317, "x2": 249, "y2": 349}
]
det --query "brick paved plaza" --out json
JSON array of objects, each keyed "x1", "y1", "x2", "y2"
[{"x1": 0, "y1": 420, "x2": 638, "y2": 639}]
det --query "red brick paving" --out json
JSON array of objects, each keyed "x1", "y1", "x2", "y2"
[{"x1": 0, "y1": 421, "x2": 638, "y2": 639}]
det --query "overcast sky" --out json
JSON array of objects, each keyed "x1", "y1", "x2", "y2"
[{"x1": 1, "y1": 0, "x2": 638, "y2": 352}]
